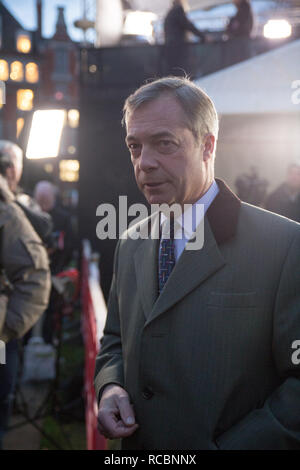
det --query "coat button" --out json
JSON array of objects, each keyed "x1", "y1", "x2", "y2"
[{"x1": 142, "y1": 387, "x2": 154, "y2": 400}]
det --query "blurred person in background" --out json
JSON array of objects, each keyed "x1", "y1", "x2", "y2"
[
  {"x1": 226, "y1": 0, "x2": 253, "y2": 62},
  {"x1": 0, "y1": 173, "x2": 50, "y2": 449},
  {"x1": 265, "y1": 163, "x2": 300, "y2": 223},
  {"x1": 235, "y1": 166, "x2": 269, "y2": 207},
  {"x1": 34, "y1": 181, "x2": 75, "y2": 275},
  {"x1": 0, "y1": 141, "x2": 23, "y2": 195},
  {"x1": 226, "y1": 0, "x2": 253, "y2": 38},
  {"x1": 0, "y1": 141, "x2": 53, "y2": 246},
  {"x1": 164, "y1": 0, "x2": 205, "y2": 76},
  {"x1": 34, "y1": 181, "x2": 75, "y2": 343}
]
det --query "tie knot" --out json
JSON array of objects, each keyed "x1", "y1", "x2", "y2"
[{"x1": 161, "y1": 218, "x2": 177, "y2": 240}]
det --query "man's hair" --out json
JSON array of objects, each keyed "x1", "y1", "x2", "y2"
[
  {"x1": 0, "y1": 140, "x2": 23, "y2": 176},
  {"x1": 122, "y1": 76, "x2": 219, "y2": 145},
  {"x1": 34, "y1": 180, "x2": 57, "y2": 198}
]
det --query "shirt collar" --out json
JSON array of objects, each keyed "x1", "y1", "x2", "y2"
[{"x1": 160, "y1": 180, "x2": 219, "y2": 239}]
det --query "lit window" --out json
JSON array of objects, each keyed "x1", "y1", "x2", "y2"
[
  {"x1": 59, "y1": 160, "x2": 80, "y2": 182},
  {"x1": 17, "y1": 34, "x2": 31, "y2": 53},
  {"x1": 10, "y1": 61, "x2": 24, "y2": 81},
  {"x1": 0, "y1": 60, "x2": 9, "y2": 81},
  {"x1": 16, "y1": 117, "x2": 24, "y2": 138},
  {"x1": 68, "y1": 109, "x2": 80, "y2": 128},
  {"x1": 17, "y1": 89, "x2": 34, "y2": 110},
  {"x1": 26, "y1": 62, "x2": 39, "y2": 83}
]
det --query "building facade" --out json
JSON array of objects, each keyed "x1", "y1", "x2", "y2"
[{"x1": 0, "y1": 0, "x2": 80, "y2": 197}]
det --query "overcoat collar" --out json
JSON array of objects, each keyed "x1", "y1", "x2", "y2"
[
  {"x1": 207, "y1": 178, "x2": 241, "y2": 245},
  {"x1": 134, "y1": 179, "x2": 241, "y2": 324}
]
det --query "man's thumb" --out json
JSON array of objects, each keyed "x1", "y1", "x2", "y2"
[{"x1": 118, "y1": 395, "x2": 136, "y2": 426}]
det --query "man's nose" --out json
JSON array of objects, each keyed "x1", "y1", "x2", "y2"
[{"x1": 139, "y1": 145, "x2": 157, "y2": 172}]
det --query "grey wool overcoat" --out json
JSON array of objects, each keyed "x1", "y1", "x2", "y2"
[{"x1": 94, "y1": 179, "x2": 300, "y2": 450}]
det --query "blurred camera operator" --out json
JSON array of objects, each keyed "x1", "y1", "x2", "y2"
[
  {"x1": 0, "y1": 140, "x2": 53, "y2": 247},
  {"x1": 0, "y1": 141, "x2": 51, "y2": 448}
]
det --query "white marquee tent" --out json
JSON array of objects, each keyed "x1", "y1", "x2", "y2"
[
  {"x1": 195, "y1": 39, "x2": 300, "y2": 114},
  {"x1": 194, "y1": 40, "x2": 300, "y2": 192}
]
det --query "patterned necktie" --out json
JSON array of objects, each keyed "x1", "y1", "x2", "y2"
[{"x1": 158, "y1": 219, "x2": 176, "y2": 295}]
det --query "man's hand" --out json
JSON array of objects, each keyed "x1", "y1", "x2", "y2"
[{"x1": 97, "y1": 384, "x2": 139, "y2": 439}]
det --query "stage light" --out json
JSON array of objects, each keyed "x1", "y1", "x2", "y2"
[
  {"x1": 263, "y1": 19, "x2": 292, "y2": 39},
  {"x1": 123, "y1": 11, "x2": 157, "y2": 37},
  {"x1": 26, "y1": 109, "x2": 66, "y2": 159}
]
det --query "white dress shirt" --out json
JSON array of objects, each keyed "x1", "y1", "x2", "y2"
[{"x1": 160, "y1": 180, "x2": 219, "y2": 262}]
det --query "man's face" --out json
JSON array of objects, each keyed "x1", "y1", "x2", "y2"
[
  {"x1": 126, "y1": 94, "x2": 213, "y2": 207},
  {"x1": 35, "y1": 191, "x2": 55, "y2": 212},
  {"x1": 3, "y1": 149, "x2": 23, "y2": 194}
]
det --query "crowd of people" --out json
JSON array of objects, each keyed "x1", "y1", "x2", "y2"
[{"x1": 0, "y1": 140, "x2": 75, "y2": 449}]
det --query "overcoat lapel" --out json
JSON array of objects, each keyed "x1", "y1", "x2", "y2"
[
  {"x1": 134, "y1": 214, "x2": 160, "y2": 318},
  {"x1": 144, "y1": 217, "x2": 225, "y2": 326},
  {"x1": 133, "y1": 179, "x2": 241, "y2": 324}
]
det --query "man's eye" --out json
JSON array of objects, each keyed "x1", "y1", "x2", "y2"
[
  {"x1": 157, "y1": 140, "x2": 177, "y2": 153},
  {"x1": 127, "y1": 143, "x2": 141, "y2": 154}
]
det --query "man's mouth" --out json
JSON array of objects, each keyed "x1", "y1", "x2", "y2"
[{"x1": 144, "y1": 182, "x2": 164, "y2": 188}]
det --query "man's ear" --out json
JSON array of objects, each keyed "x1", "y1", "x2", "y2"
[{"x1": 202, "y1": 134, "x2": 215, "y2": 162}]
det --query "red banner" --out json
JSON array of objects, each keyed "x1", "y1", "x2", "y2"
[{"x1": 81, "y1": 246, "x2": 107, "y2": 450}]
